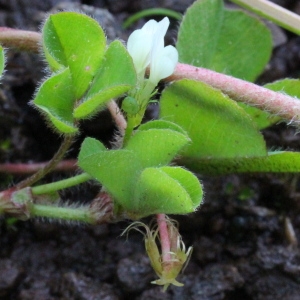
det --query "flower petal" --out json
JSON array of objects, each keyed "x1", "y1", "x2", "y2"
[
  {"x1": 127, "y1": 30, "x2": 152, "y2": 74},
  {"x1": 142, "y1": 19, "x2": 160, "y2": 35},
  {"x1": 127, "y1": 17, "x2": 176, "y2": 90},
  {"x1": 149, "y1": 45, "x2": 178, "y2": 84},
  {"x1": 155, "y1": 17, "x2": 170, "y2": 42},
  {"x1": 127, "y1": 18, "x2": 169, "y2": 75}
]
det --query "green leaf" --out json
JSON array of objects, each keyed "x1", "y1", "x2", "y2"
[
  {"x1": 73, "y1": 40, "x2": 136, "y2": 119},
  {"x1": 43, "y1": 12, "x2": 106, "y2": 98},
  {"x1": 78, "y1": 137, "x2": 106, "y2": 160},
  {"x1": 138, "y1": 119, "x2": 187, "y2": 136},
  {"x1": 177, "y1": 0, "x2": 272, "y2": 81},
  {"x1": 133, "y1": 167, "x2": 202, "y2": 217},
  {"x1": 33, "y1": 68, "x2": 77, "y2": 134},
  {"x1": 78, "y1": 137, "x2": 142, "y2": 210},
  {"x1": 238, "y1": 102, "x2": 281, "y2": 130},
  {"x1": 125, "y1": 127, "x2": 190, "y2": 168},
  {"x1": 78, "y1": 124, "x2": 192, "y2": 218},
  {"x1": 159, "y1": 166, "x2": 203, "y2": 208},
  {"x1": 0, "y1": 46, "x2": 4, "y2": 77},
  {"x1": 79, "y1": 148, "x2": 142, "y2": 209},
  {"x1": 159, "y1": 79, "x2": 267, "y2": 158},
  {"x1": 265, "y1": 78, "x2": 300, "y2": 97},
  {"x1": 180, "y1": 151, "x2": 300, "y2": 175},
  {"x1": 238, "y1": 79, "x2": 300, "y2": 130}
]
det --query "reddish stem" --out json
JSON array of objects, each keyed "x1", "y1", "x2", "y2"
[
  {"x1": 15, "y1": 135, "x2": 74, "y2": 189},
  {"x1": 0, "y1": 159, "x2": 77, "y2": 175},
  {"x1": 106, "y1": 100, "x2": 127, "y2": 135},
  {"x1": 156, "y1": 213, "x2": 171, "y2": 262},
  {"x1": 1, "y1": 27, "x2": 299, "y2": 125},
  {"x1": 0, "y1": 28, "x2": 41, "y2": 52}
]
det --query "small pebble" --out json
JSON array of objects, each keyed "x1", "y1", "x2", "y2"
[
  {"x1": 117, "y1": 253, "x2": 153, "y2": 293},
  {"x1": 0, "y1": 259, "x2": 22, "y2": 297}
]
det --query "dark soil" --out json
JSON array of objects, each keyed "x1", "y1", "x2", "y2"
[{"x1": 1, "y1": 0, "x2": 300, "y2": 299}]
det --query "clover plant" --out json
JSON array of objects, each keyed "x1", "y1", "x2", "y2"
[{"x1": 1, "y1": 0, "x2": 300, "y2": 290}]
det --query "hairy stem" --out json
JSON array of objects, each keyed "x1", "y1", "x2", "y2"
[
  {"x1": 0, "y1": 28, "x2": 41, "y2": 52},
  {"x1": 31, "y1": 204, "x2": 94, "y2": 223},
  {"x1": 15, "y1": 135, "x2": 74, "y2": 189},
  {"x1": 168, "y1": 63, "x2": 300, "y2": 126},
  {"x1": 2, "y1": 26, "x2": 300, "y2": 129},
  {"x1": 230, "y1": 0, "x2": 300, "y2": 35},
  {"x1": 31, "y1": 172, "x2": 92, "y2": 195},
  {"x1": 0, "y1": 159, "x2": 77, "y2": 174},
  {"x1": 106, "y1": 100, "x2": 127, "y2": 135},
  {"x1": 122, "y1": 116, "x2": 136, "y2": 147},
  {"x1": 2, "y1": 28, "x2": 300, "y2": 126},
  {"x1": 156, "y1": 213, "x2": 171, "y2": 262}
]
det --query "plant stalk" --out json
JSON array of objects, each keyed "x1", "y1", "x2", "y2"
[
  {"x1": 106, "y1": 100, "x2": 127, "y2": 135},
  {"x1": 31, "y1": 172, "x2": 92, "y2": 195},
  {"x1": 230, "y1": 0, "x2": 300, "y2": 35},
  {"x1": 168, "y1": 63, "x2": 300, "y2": 126},
  {"x1": 122, "y1": 8, "x2": 182, "y2": 29},
  {"x1": 156, "y1": 213, "x2": 171, "y2": 262},
  {"x1": 15, "y1": 135, "x2": 74, "y2": 189},
  {"x1": 31, "y1": 204, "x2": 94, "y2": 223},
  {"x1": 0, "y1": 28, "x2": 41, "y2": 52},
  {"x1": 122, "y1": 116, "x2": 136, "y2": 147},
  {"x1": 0, "y1": 159, "x2": 77, "y2": 174},
  {"x1": 2, "y1": 28, "x2": 300, "y2": 126}
]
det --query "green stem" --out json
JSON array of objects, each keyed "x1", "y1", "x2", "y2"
[
  {"x1": 31, "y1": 204, "x2": 94, "y2": 223},
  {"x1": 122, "y1": 8, "x2": 182, "y2": 29},
  {"x1": 31, "y1": 173, "x2": 92, "y2": 195},
  {"x1": 230, "y1": 0, "x2": 300, "y2": 35},
  {"x1": 122, "y1": 83, "x2": 155, "y2": 146},
  {"x1": 123, "y1": 116, "x2": 137, "y2": 146}
]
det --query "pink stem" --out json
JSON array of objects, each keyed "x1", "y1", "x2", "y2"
[
  {"x1": 0, "y1": 28, "x2": 41, "y2": 52},
  {"x1": 106, "y1": 100, "x2": 127, "y2": 135},
  {"x1": 167, "y1": 63, "x2": 300, "y2": 126},
  {"x1": 156, "y1": 213, "x2": 171, "y2": 262},
  {"x1": 15, "y1": 135, "x2": 74, "y2": 189},
  {"x1": 0, "y1": 159, "x2": 77, "y2": 175},
  {"x1": 1, "y1": 28, "x2": 299, "y2": 125}
]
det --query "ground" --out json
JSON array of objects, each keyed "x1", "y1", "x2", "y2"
[{"x1": 0, "y1": 0, "x2": 300, "y2": 299}]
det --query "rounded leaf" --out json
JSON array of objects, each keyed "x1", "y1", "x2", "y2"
[
  {"x1": 177, "y1": 0, "x2": 272, "y2": 82},
  {"x1": 73, "y1": 40, "x2": 136, "y2": 119},
  {"x1": 33, "y1": 68, "x2": 77, "y2": 134},
  {"x1": 43, "y1": 12, "x2": 106, "y2": 98},
  {"x1": 125, "y1": 127, "x2": 190, "y2": 168},
  {"x1": 159, "y1": 166, "x2": 202, "y2": 208},
  {"x1": 78, "y1": 146, "x2": 142, "y2": 209},
  {"x1": 138, "y1": 120, "x2": 187, "y2": 135},
  {"x1": 78, "y1": 137, "x2": 106, "y2": 160},
  {"x1": 133, "y1": 167, "x2": 202, "y2": 217},
  {"x1": 160, "y1": 79, "x2": 267, "y2": 159}
]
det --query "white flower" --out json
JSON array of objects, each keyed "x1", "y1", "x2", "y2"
[
  {"x1": 127, "y1": 17, "x2": 178, "y2": 84},
  {"x1": 148, "y1": 42, "x2": 178, "y2": 85}
]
